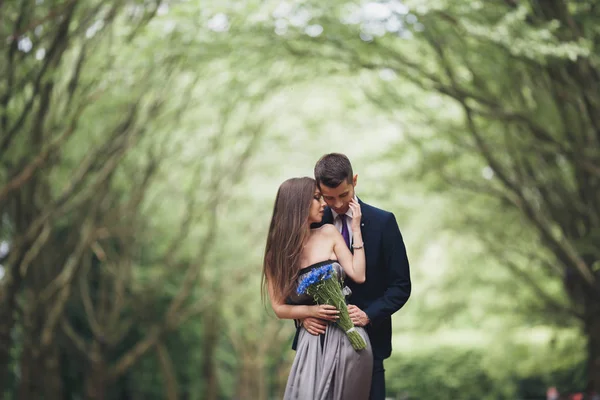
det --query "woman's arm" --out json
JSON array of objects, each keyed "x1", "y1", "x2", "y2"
[
  {"x1": 331, "y1": 199, "x2": 366, "y2": 283},
  {"x1": 268, "y1": 280, "x2": 339, "y2": 321}
]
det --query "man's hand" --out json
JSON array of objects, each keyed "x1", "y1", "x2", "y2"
[
  {"x1": 302, "y1": 317, "x2": 328, "y2": 336},
  {"x1": 348, "y1": 305, "x2": 370, "y2": 327}
]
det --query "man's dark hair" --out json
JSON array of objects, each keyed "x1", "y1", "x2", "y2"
[{"x1": 314, "y1": 153, "x2": 354, "y2": 188}]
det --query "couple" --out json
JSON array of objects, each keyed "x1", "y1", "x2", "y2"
[{"x1": 262, "y1": 153, "x2": 411, "y2": 400}]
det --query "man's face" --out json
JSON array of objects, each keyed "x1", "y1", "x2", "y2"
[{"x1": 319, "y1": 175, "x2": 357, "y2": 215}]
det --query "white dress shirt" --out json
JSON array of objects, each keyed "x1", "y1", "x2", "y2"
[{"x1": 330, "y1": 195, "x2": 359, "y2": 246}]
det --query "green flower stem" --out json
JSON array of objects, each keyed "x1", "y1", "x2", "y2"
[{"x1": 307, "y1": 271, "x2": 367, "y2": 351}]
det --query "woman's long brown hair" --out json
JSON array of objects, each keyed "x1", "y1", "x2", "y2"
[{"x1": 262, "y1": 177, "x2": 316, "y2": 303}]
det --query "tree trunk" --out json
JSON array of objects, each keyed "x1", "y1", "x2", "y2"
[
  {"x1": 42, "y1": 342, "x2": 64, "y2": 400},
  {"x1": 202, "y1": 309, "x2": 219, "y2": 400},
  {"x1": 235, "y1": 354, "x2": 251, "y2": 400},
  {"x1": 0, "y1": 262, "x2": 22, "y2": 393},
  {"x1": 16, "y1": 302, "x2": 64, "y2": 400},
  {"x1": 17, "y1": 346, "x2": 41, "y2": 400},
  {"x1": 156, "y1": 343, "x2": 178, "y2": 400},
  {"x1": 235, "y1": 353, "x2": 266, "y2": 400},
  {"x1": 85, "y1": 343, "x2": 107, "y2": 400},
  {"x1": 17, "y1": 291, "x2": 42, "y2": 400},
  {"x1": 4, "y1": 177, "x2": 44, "y2": 396},
  {"x1": 585, "y1": 298, "x2": 600, "y2": 392}
]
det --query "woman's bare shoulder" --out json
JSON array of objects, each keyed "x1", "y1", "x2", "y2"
[{"x1": 317, "y1": 224, "x2": 338, "y2": 236}]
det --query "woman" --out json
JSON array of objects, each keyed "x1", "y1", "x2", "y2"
[{"x1": 262, "y1": 177, "x2": 373, "y2": 400}]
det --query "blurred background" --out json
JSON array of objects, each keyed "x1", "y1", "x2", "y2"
[{"x1": 1, "y1": 0, "x2": 599, "y2": 399}]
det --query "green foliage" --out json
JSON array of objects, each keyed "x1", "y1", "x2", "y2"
[
  {"x1": 2, "y1": 0, "x2": 598, "y2": 398},
  {"x1": 387, "y1": 333, "x2": 587, "y2": 399},
  {"x1": 388, "y1": 347, "x2": 512, "y2": 399}
]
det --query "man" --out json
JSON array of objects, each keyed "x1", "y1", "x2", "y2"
[{"x1": 295, "y1": 153, "x2": 411, "y2": 400}]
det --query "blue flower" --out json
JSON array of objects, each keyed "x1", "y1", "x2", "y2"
[{"x1": 296, "y1": 264, "x2": 335, "y2": 295}]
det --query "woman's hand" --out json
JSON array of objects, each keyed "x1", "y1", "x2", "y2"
[
  {"x1": 349, "y1": 198, "x2": 362, "y2": 233},
  {"x1": 311, "y1": 304, "x2": 339, "y2": 321}
]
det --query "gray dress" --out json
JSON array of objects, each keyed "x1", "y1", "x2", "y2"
[{"x1": 284, "y1": 260, "x2": 373, "y2": 400}]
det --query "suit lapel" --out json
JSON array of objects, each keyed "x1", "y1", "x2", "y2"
[{"x1": 357, "y1": 197, "x2": 370, "y2": 229}]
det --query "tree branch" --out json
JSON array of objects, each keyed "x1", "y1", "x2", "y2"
[
  {"x1": 1, "y1": 0, "x2": 78, "y2": 155},
  {"x1": 60, "y1": 317, "x2": 90, "y2": 356},
  {"x1": 0, "y1": 85, "x2": 99, "y2": 204},
  {"x1": 40, "y1": 216, "x2": 97, "y2": 347}
]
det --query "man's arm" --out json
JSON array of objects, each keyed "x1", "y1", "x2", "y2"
[{"x1": 363, "y1": 213, "x2": 411, "y2": 324}]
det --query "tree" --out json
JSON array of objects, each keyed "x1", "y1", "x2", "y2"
[
  {"x1": 272, "y1": 0, "x2": 600, "y2": 389},
  {"x1": 0, "y1": 1, "x2": 172, "y2": 395},
  {"x1": 0, "y1": 0, "x2": 284, "y2": 397}
]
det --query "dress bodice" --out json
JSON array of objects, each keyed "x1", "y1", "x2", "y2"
[{"x1": 287, "y1": 260, "x2": 347, "y2": 305}]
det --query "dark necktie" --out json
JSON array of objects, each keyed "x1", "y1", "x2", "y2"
[{"x1": 340, "y1": 214, "x2": 350, "y2": 249}]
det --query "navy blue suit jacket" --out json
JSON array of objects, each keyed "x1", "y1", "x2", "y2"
[{"x1": 293, "y1": 198, "x2": 411, "y2": 360}]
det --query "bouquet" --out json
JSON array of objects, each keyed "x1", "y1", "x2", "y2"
[{"x1": 296, "y1": 263, "x2": 367, "y2": 351}]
